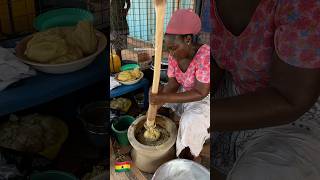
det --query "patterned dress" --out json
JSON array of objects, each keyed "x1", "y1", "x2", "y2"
[
  {"x1": 167, "y1": 44, "x2": 211, "y2": 91},
  {"x1": 211, "y1": 0, "x2": 320, "y2": 177},
  {"x1": 164, "y1": 44, "x2": 211, "y2": 157}
]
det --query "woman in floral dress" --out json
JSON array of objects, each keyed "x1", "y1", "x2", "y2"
[
  {"x1": 212, "y1": 0, "x2": 320, "y2": 179},
  {"x1": 150, "y1": 9, "x2": 210, "y2": 161}
]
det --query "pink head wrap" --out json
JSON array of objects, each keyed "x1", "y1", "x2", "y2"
[{"x1": 166, "y1": 9, "x2": 201, "y2": 35}]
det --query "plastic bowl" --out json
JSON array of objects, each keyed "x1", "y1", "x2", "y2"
[
  {"x1": 15, "y1": 31, "x2": 107, "y2": 74},
  {"x1": 120, "y1": 64, "x2": 140, "y2": 71},
  {"x1": 34, "y1": 8, "x2": 94, "y2": 31},
  {"x1": 152, "y1": 159, "x2": 210, "y2": 180}
]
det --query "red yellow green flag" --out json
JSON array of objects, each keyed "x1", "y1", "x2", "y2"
[{"x1": 115, "y1": 161, "x2": 131, "y2": 172}]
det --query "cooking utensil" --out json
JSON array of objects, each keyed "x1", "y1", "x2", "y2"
[
  {"x1": 145, "y1": 0, "x2": 166, "y2": 133},
  {"x1": 78, "y1": 101, "x2": 108, "y2": 148},
  {"x1": 150, "y1": 61, "x2": 168, "y2": 82},
  {"x1": 152, "y1": 159, "x2": 210, "y2": 180}
]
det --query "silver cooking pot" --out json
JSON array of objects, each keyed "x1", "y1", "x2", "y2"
[
  {"x1": 151, "y1": 56, "x2": 168, "y2": 82},
  {"x1": 152, "y1": 159, "x2": 210, "y2": 180}
]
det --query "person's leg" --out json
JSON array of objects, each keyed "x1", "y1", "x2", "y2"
[
  {"x1": 176, "y1": 102, "x2": 210, "y2": 160},
  {"x1": 117, "y1": 33, "x2": 127, "y2": 61},
  {"x1": 227, "y1": 130, "x2": 320, "y2": 180},
  {"x1": 110, "y1": 31, "x2": 126, "y2": 61},
  {"x1": 178, "y1": 147, "x2": 203, "y2": 165},
  {"x1": 212, "y1": 131, "x2": 238, "y2": 174},
  {"x1": 178, "y1": 147, "x2": 193, "y2": 159}
]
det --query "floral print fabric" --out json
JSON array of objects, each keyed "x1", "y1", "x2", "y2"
[
  {"x1": 211, "y1": 0, "x2": 320, "y2": 174},
  {"x1": 167, "y1": 44, "x2": 210, "y2": 91},
  {"x1": 211, "y1": 0, "x2": 320, "y2": 94}
]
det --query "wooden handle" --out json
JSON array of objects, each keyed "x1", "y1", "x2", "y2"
[
  {"x1": 146, "y1": 1, "x2": 166, "y2": 127},
  {"x1": 146, "y1": 105, "x2": 157, "y2": 127}
]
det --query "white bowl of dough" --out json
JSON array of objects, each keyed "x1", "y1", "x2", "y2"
[
  {"x1": 15, "y1": 22, "x2": 107, "y2": 74},
  {"x1": 152, "y1": 159, "x2": 209, "y2": 180}
]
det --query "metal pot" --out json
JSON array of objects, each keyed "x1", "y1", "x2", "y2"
[
  {"x1": 152, "y1": 159, "x2": 210, "y2": 180},
  {"x1": 151, "y1": 56, "x2": 168, "y2": 82},
  {"x1": 78, "y1": 101, "x2": 108, "y2": 148}
]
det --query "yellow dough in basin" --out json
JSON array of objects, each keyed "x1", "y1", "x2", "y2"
[{"x1": 25, "y1": 33, "x2": 68, "y2": 63}]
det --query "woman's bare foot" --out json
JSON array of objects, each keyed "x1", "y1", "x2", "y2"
[
  {"x1": 179, "y1": 147, "x2": 197, "y2": 160},
  {"x1": 193, "y1": 156, "x2": 202, "y2": 164}
]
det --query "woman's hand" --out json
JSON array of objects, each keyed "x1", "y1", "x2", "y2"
[
  {"x1": 149, "y1": 92, "x2": 165, "y2": 105},
  {"x1": 149, "y1": 85, "x2": 166, "y2": 105}
]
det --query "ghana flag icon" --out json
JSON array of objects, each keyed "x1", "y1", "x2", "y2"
[{"x1": 115, "y1": 161, "x2": 131, "y2": 172}]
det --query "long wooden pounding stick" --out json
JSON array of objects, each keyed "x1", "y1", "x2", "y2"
[{"x1": 146, "y1": 0, "x2": 166, "y2": 128}]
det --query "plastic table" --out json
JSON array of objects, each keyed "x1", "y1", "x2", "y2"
[{"x1": 110, "y1": 78, "x2": 149, "y2": 109}]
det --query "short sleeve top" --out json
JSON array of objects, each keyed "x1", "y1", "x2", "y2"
[
  {"x1": 211, "y1": 0, "x2": 320, "y2": 94},
  {"x1": 167, "y1": 44, "x2": 210, "y2": 91}
]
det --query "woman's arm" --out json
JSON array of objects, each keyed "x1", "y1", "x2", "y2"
[
  {"x1": 213, "y1": 53, "x2": 320, "y2": 131},
  {"x1": 149, "y1": 77, "x2": 180, "y2": 108},
  {"x1": 160, "y1": 77, "x2": 180, "y2": 94},
  {"x1": 150, "y1": 79, "x2": 210, "y2": 105},
  {"x1": 213, "y1": 58, "x2": 225, "y2": 90}
]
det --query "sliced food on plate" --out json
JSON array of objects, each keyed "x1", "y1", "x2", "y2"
[{"x1": 116, "y1": 68, "x2": 143, "y2": 85}]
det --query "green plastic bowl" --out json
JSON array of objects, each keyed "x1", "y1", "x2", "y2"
[
  {"x1": 34, "y1": 8, "x2": 94, "y2": 31},
  {"x1": 30, "y1": 171, "x2": 78, "y2": 180},
  {"x1": 120, "y1": 64, "x2": 140, "y2": 71}
]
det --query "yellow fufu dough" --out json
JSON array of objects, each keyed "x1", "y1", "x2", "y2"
[
  {"x1": 144, "y1": 127, "x2": 161, "y2": 141},
  {"x1": 117, "y1": 71, "x2": 132, "y2": 81},
  {"x1": 66, "y1": 21, "x2": 97, "y2": 55},
  {"x1": 117, "y1": 69, "x2": 141, "y2": 82},
  {"x1": 130, "y1": 68, "x2": 141, "y2": 79},
  {"x1": 25, "y1": 33, "x2": 68, "y2": 63},
  {"x1": 24, "y1": 21, "x2": 98, "y2": 64},
  {"x1": 49, "y1": 46, "x2": 83, "y2": 64}
]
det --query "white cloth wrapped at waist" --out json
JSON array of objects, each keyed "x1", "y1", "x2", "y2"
[{"x1": 163, "y1": 89, "x2": 210, "y2": 157}]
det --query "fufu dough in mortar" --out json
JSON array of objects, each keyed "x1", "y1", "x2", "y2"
[{"x1": 136, "y1": 117, "x2": 170, "y2": 146}]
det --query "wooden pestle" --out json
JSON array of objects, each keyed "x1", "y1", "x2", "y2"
[
  {"x1": 146, "y1": 0, "x2": 166, "y2": 128},
  {"x1": 144, "y1": 0, "x2": 166, "y2": 137}
]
